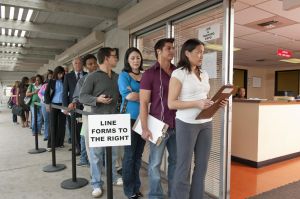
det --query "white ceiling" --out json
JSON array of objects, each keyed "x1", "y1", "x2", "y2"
[{"x1": 234, "y1": 0, "x2": 300, "y2": 67}]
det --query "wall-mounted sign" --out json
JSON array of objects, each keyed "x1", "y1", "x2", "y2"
[
  {"x1": 277, "y1": 49, "x2": 292, "y2": 58},
  {"x1": 198, "y1": 23, "x2": 220, "y2": 42}
]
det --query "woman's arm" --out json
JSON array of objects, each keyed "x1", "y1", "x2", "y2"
[
  {"x1": 168, "y1": 77, "x2": 213, "y2": 110},
  {"x1": 118, "y1": 72, "x2": 139, "y2": 102}
]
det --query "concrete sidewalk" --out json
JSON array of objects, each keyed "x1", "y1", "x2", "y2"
[{"x1": 0, "y1": 107, "x2": 164, "y2": 199}]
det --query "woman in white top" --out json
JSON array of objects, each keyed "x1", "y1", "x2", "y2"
[{"x1": 168, "y1": 38, "x2": 226, "y2": 199}]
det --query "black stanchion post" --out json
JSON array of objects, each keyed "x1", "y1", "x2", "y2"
[
  {"x1": 61, "y1": 110, "x2": 88, "y2": 189},
  {"x1": 43, "y1": 104, "x2": 66, "y2": 172},
  {"x1": 28, "y1": 103, "x2": 46, "y2": 154},
  {"x1": 106, "y1": 146, "x2": 113, "y2": 199}
]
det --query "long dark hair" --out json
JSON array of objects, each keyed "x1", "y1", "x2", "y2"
[
  {"x1": 19, "y1": 76, "x2": 29, "y2": 89},
  {"x1": 53, "y1": 66, "x2": 65, "y2": 80},
  {"x1": 177, "y1": 38, "x2": 205, "y2": 72},
  {"x1": 123, "y1": 47, "x2": 143, "y2": 73}
]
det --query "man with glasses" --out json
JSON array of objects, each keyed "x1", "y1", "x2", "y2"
[{"x1": 80, "y1": 47, "x2": 123, "y2": 198}]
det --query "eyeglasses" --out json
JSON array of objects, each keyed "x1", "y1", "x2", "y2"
[{"x1": 109, "y1": 55, "x2": 118, "y2": 59}]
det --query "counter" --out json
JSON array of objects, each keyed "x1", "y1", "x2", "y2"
[{"x1": 232, "y1": 100, "x2": 300, "y2": 167}]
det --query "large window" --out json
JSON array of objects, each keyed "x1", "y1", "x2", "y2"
[
  {"x1": 275, "y1": 70, "x2": 300, "y2": 96},
  {"x1": 131, "y1": 1, "x2": 231, "y2": 198},
  {"x1": 136, "y1": 26, "x2": 166, "y2": 69}
]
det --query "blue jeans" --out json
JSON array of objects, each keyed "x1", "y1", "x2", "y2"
[
  {"x1": 41, "y1": 103, "x2": 49, "y2": 139},
  {"x1": 122, "y1": 126, "x2": 146, "y2": 197},
  {"x1": 148, "y1": 128, "x2": 176, "y2": 199},
  {"x1": 89, "y1": 146, "x2": 121, "y2": 189},
  {"x1": 30, "y1": 105, "x2": 42, "y2": 134},
  {"x1": 80, "y1": 135, "x2": 89, "y2": 164}
]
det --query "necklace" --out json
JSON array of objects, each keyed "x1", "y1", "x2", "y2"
[{"x1": 131, "y1": 71, "x2": 140, "y2": 75}]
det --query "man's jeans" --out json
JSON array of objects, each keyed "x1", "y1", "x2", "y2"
[
  {"x1": 80, "y1": 135, "x2": 89, "y2": 164},
  {"x1": 89, "y1": 146, "x2": 121, "y2": 189},
  {"x1": 41, "y1": 103, "x2": 49, "y2": 139},
  {"x1": 30, "y1": 105, "x2": 42, "y2": 134},
  {"x1": 148, "y1": 128, "x2": 176, "y2": 199}
]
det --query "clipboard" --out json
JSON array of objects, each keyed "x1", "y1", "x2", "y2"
[
  {"x1": 133, "y1": 115, "x2": 169, "y2": 146},
  {"x1": 196, "y1": 85, "x2": 236, "y2": 120}
]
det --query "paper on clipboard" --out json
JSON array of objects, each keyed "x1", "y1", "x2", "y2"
[
  {"x1": 196, "y1": 85, "x2": 236, "y2": 120},
  {"x1": 133, "y1": 115, "x2": 169, "y2": 145}
]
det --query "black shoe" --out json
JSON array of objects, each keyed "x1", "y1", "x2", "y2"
[
  {"x1": 129, "y1": 195, "x2": 139, "y2": 199},
  {"x1": 136, "y1": 192, "x2": 143, "y2": 197},
  {"x1": 43, "y1": 138, "x2": 48, "y2": 141}
]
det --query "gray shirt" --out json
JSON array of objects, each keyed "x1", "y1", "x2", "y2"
[{"x1": 79, "y1": 69, "x2": 119, "y2": 114}]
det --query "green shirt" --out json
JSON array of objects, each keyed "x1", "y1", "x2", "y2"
[{"x1": 27, "y1": 83, "x2": 41, "y2": 106}]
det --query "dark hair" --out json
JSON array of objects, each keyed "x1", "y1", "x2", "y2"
[
  {"x1": 36, "y1": 74, "x2": 44, "y2": 84},
  {"x1": 53, "y1": 66, "x2": 65, "y2": 80},
  {"x1": 20, "y1": 76, "x2": 29, "y2": 89},
  {"x1": 97, "y1": 47, "x2": 114, "y2": 64},
  {"x1": 123, "y1": 47, "x2": 143, "y2": 72},
  {"x1": 177, "y1": 38, "x2": 205, "y2": 72},
  {"x1": 154, "y1": 38, "x2": 175, "y2": 59},
  {"x1": 83, "y1": 54, "x2": 97, "y2": 66}
]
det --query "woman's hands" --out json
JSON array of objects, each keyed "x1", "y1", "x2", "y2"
[{"x1": 196, "y1": 99, "x2": 214, "y2": 109}]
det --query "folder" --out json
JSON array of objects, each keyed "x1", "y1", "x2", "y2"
[
  {"x1": 196, "y1": 85, "x2": 236, "y2": 120},
  {"x1": 133, "y1": 115, "x2": 169, "y2": 145}
]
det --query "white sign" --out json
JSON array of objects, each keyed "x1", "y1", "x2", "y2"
[
  {"x1": 202, "y1": 52, "x2": 217, "y2": 79},
  {"x1": 198, "y1": 23, "x2": 220, "y2": 42},
  {"x1": 88, "y1": 114, "x2": 131, "y2": 147}
]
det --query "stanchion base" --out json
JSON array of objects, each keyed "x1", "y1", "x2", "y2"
[
  {"x1": 61, "y1": 178, "x2": 89, "y2": 189},
  {"x1": 28, "y1": 148, "x2": 47, "y2": 154},
  {"x1": 43, "y1": 164, "x2": 66, "y2": 172}
]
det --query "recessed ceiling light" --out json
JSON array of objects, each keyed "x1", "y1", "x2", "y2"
[
  {"x1": 9, "y1": 7, "x2": 14, "y2": 20},
  {"x1": 17, "y1": 8, "x2": 23, "y2": 21},
  {"x1": 20, "y1": 30, "x2": 26, "y2": 37},
  {"x1": 7, "y1": 43, "x2": 10, "y2": 46},
  {"x1": 205, "y1": 43, "x2": 241, "y2": 52},
  {"x1": 279, "y1": 58, "x2": 300, "y2": 64},
  {"x1": 25, "y1": 9, "x2": 33, "y2": 22},
  {"x1": 14, "y1": 29, "x2": 18, "y2": 36},
  {"x1": 17, "y1": 44, "x2": 22, "y2": 47},
  {"x1": 8, "y1": 29, "x2": 12, "y2": 36},
  {"x1": 1, "y1": 6, "x2": 5, "y2": 19},
  {"x1": 1, "y1": 28, "x2": 5, "y2": 35}
]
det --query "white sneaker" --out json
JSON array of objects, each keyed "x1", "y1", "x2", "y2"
[
  {"x1": 113, "y1": 177, "x2": 123, "y2": 186},
  {"x1": 92, "y1": 188, "x2": 102, "y2": 198}
]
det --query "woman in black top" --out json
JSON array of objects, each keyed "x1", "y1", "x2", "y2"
[{"x1": 17, "y1": 76, "x2": 30, "y2": 127}]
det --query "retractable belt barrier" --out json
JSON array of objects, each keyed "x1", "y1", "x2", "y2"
[{"x1": 28, "y1": 102, "x2": 46, "y2": 154}]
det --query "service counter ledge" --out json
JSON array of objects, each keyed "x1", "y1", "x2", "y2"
[{"x1": 232, "y1": 100, "x2": 300, "y2": 168}]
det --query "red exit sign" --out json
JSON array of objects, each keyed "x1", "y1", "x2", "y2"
[{"x1": 277, "y1": 49, "x2": 292, "y2": 58}]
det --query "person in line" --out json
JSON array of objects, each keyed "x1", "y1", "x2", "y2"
[
  {"x1": 38, "y1": 70, "x2": 53, "y2": 141},
  {"x1": 26, "y1": 75, "x2": 43, "y2": 135},
  {"x1": 80, "y1": 47, "x2": 123, "y2": 198},
  {"x1": 63, "y1": 57, "x2": 87, "y2": 155},
  {"x1": 16, "y1": 77, "x2": 30, "y2": 128},
  {"x1": 118, "y1": 47, "x2": 145, "y2": 199},
  {"x1": 140, "y1": 38, "x2": 177, "y2": 199},
  {"x1": 235, "y1": 87, "x2": 246, "y2": 99},
  {"x1": 44, "y1": 66, "x2": 66, "y2": 150},
  {"x1": 11, "y1": 81, "x2": 20, "y2": 125},
  {"x1": 71, "y1": 54, "x2": 98, "y2": 167},
  {"x1": 168, "y1": 38, "x2": 227, "y2": 199}
]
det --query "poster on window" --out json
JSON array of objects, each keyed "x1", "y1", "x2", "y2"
[{"x1": 202, "y1": 52, "x2": 217, "y2": 79}]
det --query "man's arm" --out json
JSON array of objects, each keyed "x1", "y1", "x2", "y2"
[
  {"x1": 62, "y1": 74, "x2": 69, "y2": 107},
  {"x1": 139, "y1": 89, "x2": 153, "y2": 140}
]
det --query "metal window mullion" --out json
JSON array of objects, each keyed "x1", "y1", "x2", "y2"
[{"x1": 221, "y1": 0, "x2": 234, "y2": 199}]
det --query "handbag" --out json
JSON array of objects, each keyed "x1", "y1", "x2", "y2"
[
  {"x1": 24, "y1": 96, "x2": 32, "y2": 105},
  {"x1": 7, "y1": 97, "x2": 14, "y2": 109},
  {"x1": 12, "y1": 105, "x2": 24, "y2": 116}
]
